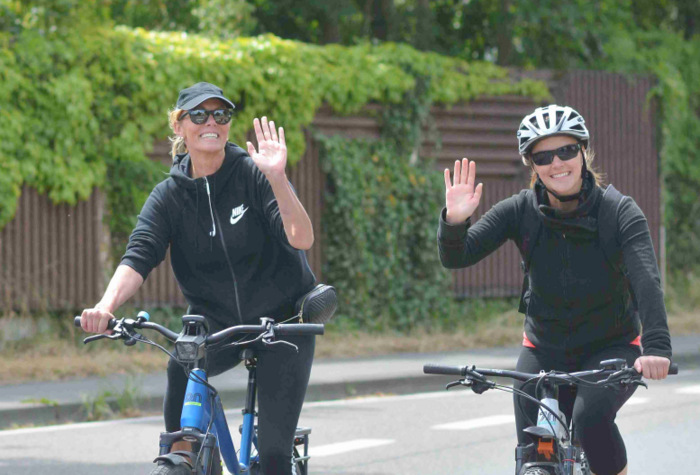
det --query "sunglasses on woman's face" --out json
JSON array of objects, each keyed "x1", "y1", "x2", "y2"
[
  {"x1": 180, "y1": 108, "x2": 234, "y2": 125},
  {"x1": 530, "y1": 143, "x2": 582, "y2": 166}
]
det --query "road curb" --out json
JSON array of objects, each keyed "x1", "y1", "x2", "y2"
[
  {"x1": 0, "y1": 373, "x2": 468, "y2": 430},
  {"x1": 1, "y1": 334, "x2": 698, "y2": 431}
]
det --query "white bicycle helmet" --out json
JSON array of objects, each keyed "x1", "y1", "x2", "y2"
[{"x1": 517, "y1": 104, "x2": 590, "y2": 161}]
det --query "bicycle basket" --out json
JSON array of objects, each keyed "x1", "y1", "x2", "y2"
[{"x1": 294, "y1": 284, "x2": 338, "y2": 324}]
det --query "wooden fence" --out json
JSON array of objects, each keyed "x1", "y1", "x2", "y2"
[{"x1": 0, "y1": 70, "x2": 661, "y2": 309}]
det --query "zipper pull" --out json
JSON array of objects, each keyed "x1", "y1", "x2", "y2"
[{"x1": 204, "y1": 177, "x2": 216, "y2": 237}]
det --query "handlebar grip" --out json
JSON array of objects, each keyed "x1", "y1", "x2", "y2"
[
  {"x1": 669, "y1": 363, "x2": 679, "y2": 375},
  {"x1": 74, "y1": 316, "x2": 117, "y2": 330},
  {"x1": 423, "y1": 363, "x2": 467, "y2": 376},
  {"x1": 275, "y1": 324, "x2": 325, "y2": 336}
]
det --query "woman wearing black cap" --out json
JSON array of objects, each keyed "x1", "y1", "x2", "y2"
[
  {"x1": 79, "y1": 82, "x2": 317, "y2": 474},
  {"x1": 438, "y1": 105, "x2": 671, "y2": 475}
]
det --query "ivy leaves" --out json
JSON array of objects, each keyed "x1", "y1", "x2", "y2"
[
  {"x1": 2, "y1": 23, "x2": 546, "y2": 263},
  {"x1": 320, "y1": 135, "x2": 453, "y2": 330}
]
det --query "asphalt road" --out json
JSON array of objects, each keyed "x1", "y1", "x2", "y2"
[{"x1": 2, "y1": 368, "x2": 699, "y2": 475}]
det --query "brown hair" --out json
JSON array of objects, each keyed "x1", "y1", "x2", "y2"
[
  {"x1": 526, "y1": 147, "x2": 605, "y2": 188},
  {"x1": 168, "y1": 108, "x2": 187, "y2": 160}
]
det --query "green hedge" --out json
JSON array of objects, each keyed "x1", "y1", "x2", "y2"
[
  {"x1": 602, "y1": 31, "x2": 700, "y2": 274},
  {"x1": 319, "y1": 134, "x2": 454, "y2": 330},
  {"x1": 1, "y1": 23, "x2": 548, "y2": 246}
]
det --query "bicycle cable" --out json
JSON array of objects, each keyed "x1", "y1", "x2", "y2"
[
  {"x1": 516, "y1": 370, "x2": 603, "y2": 428},
  {"x1": 486, "y1": 380, "x2": 572, "y2": 441},
  {"x1": 193, "y1": 389, "x2": 218, "y2": 473},
  {"x1": 516, "y1": 375, "x2": 541, "y2": 428}
]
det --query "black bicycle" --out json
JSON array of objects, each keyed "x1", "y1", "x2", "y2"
[
  {"x1": 424, "y1": 358, "x2": 678, "y2": 475},
  {"x1": 75, "y1": 312, "x2": 324, "y2": 475}
]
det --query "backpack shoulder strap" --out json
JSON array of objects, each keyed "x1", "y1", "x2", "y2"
[
  {"x1": 519, "y1": 189, "x2": 543, "y2": 274},
  {"x1": 597, "y1": 184, "x2": 627, "y2": 274},
  {"x1": 517, "y1": 189, "x2": 543, "y2": 313}
]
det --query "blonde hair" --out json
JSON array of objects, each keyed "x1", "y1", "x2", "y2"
[
  {"x1": 527, "y1": 146, "x2": 605, "y2": 188},
  {"x1": 168, "y1": 108, "x2": 187, "y2": 160}
]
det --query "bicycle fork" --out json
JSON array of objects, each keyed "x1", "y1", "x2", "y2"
[
  {"x1": 517, "y1": 380, "x2": 584, "y2": 475},
  {"x1": 157, "y1": 368, "x2": 243, "y2": 474},
  {"x1": 238, "y1": 354, "x2": 259, "y2": 469}
]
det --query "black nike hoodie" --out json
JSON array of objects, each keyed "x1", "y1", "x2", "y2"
[{"x1": 121, "y1": 142, "x2": 316, "y2": 330}]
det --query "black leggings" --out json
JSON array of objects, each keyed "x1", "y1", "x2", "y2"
[
  {"x1": 513, "y1": 343, "x2": 641, "y2": 475},
  {"x1": 164, "y1": 334, "x2": 315, "y2": 475}
]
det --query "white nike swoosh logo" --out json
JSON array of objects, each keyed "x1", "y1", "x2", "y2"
[{"x1": 230, "y1": 207, "x2": 248, "y2": 225}]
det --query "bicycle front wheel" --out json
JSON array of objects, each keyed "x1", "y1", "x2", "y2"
[
  {"x1": 149, "y1": 463, "x2": 192, "y2": 475},
  {"x1": 523, "y1": 468, "x2": 551, "y2": 475}
]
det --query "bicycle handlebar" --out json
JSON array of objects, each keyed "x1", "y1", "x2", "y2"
[
  {"x1": 423, "y1": 362, "x2": 679, "y2": 381},
  {"x1": 74, "y1": 316, "x2": 324, "y2": 345}
]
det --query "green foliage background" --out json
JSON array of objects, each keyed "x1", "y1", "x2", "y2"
[
  {"x1": 3, "y1": 0, "x2": 699, "y2": 320},
  {"x1": 0, "y1": 12, "x2": 547, "y2": 257},
  {"x1": 320, "y1": 135, "x2": 453, "y2": 329},
  {"x1": 601, "y1": 31, "x2": 700, "y2": 275}
]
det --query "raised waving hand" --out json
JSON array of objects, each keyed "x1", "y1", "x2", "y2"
[
  {"x1": 247, "y1": 116, "x2": 287, "y2": 179},
  {"x1": 444, "y1": 158, "x2": 483, "y2": 224}
]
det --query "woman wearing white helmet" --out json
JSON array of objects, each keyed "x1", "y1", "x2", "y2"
[{"x1": 438, "y1": 104, "x2": 672, "y2": 475}]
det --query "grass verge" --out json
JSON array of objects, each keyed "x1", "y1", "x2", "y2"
[{"x1": 0, "y1": 295, "x2": 698, "y2": 385}]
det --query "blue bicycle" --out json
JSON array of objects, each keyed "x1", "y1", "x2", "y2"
[{"x1": 74, "y1": 313, "x2": 324, "y2": 475}]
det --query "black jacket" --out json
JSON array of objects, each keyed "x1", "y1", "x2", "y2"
[
  {"x1": 437, "y1": 176, "x2": 672, "y2": 358},
  {"x1": 121, "y1": 142, "x2": 316, "y2": 329}
]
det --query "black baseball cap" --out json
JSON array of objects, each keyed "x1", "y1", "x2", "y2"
[{"x1": 176, "y1": 82, "x2": 236, "y2": 110}]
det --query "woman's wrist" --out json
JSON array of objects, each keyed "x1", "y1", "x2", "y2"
[{"x1": 445, "y1": 210, "x2": 469, "y2": 225}]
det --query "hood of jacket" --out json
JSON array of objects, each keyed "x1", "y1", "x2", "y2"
[
  {"x1": 170, "y1": 142, "x2": 249, "y2": 193},
  {"x1": 534, "y1": 170, "x2": 602, "y2": 240},
  {"x1": 169, "y1": 142, "x2": 250, "y2": 249}
]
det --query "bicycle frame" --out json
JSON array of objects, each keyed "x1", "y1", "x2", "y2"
[
  {"x1": 75, "y1": 312, "x2": 322, "y2": 475},
  {"x1": 159, "y1": 364, "x2": 256, "y2": 475}
]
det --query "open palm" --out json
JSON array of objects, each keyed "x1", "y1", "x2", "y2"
[
  {"x1": 247, "y1": 116, "x2": 287, "y2": 178},
  {"x1": 444, "y1": 158, "x2": 483, "y2": 224}
]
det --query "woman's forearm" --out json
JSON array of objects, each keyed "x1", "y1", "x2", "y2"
[
  {"x1": 267, "y1": 174, "x2": 314, "y2": 250},
  {"x1": 96, "y1": 264, "x2": 145, "y2": 313}
]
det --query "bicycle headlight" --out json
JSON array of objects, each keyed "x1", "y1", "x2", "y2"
[
  {"x1": 176, "y1": 315, "x2": 208, "y2": 362},
  {"x1": 176, "y1": 341, "x2": 202, "y2": 362}
]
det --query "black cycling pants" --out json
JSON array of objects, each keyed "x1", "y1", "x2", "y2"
[
  {"x1": 513, "y1": 343, "x2": 641, "y2": 475},
  {"x1": 164, "y1": 333, "x2": 315, "y2": 475}
]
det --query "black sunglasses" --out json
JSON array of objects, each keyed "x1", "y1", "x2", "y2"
[
  {"x1": 179, "y1": 108, "x2": 234, "y2": 125},
  {"x1": 530, "y1": 143, "x2": 582, "y2": 166}
]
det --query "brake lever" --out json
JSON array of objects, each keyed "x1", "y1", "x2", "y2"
[
  {"x1": 263, "y1": 337, "x2": 299, "y2": 353},
  {"x1": 83, "y1": 332, "x2": 122, "y2": 344},
  {"x1": 83, "y1": 334, "x2": 109, "y2": 344},
  {"x1": 445, "y1": 378, "x2": 494, "y2": 394},
  {"x1": 627, "y1": 379, "x2": 648, "y2": 389}
]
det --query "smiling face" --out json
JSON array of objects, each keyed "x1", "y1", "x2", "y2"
[
  {"x1": 530, "y1": 135, "x2": 584, "y2": 199},
  {"x1": 173, "y1": 98, "x2": 231, "y2": 158}
]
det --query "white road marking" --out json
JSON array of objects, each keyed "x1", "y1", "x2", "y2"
[
  {"x1": 310, "y1": 439, "x2": 395, "y2": 458},
  {"x1": 432, "y1": 414, "x2": 515, "y2": 431},
  {"x1": 0, "y1": 390, "x2": 475, "y2": 436},
  {"x1": 677, "y1": 385, "x2": 700, "y2": 395},
  {"x1": 303, "y1": 388, "x2": 475, "y2": 408},
  {"x1": 0, "y1": 415, "x2": 163, "y2": 436}
]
